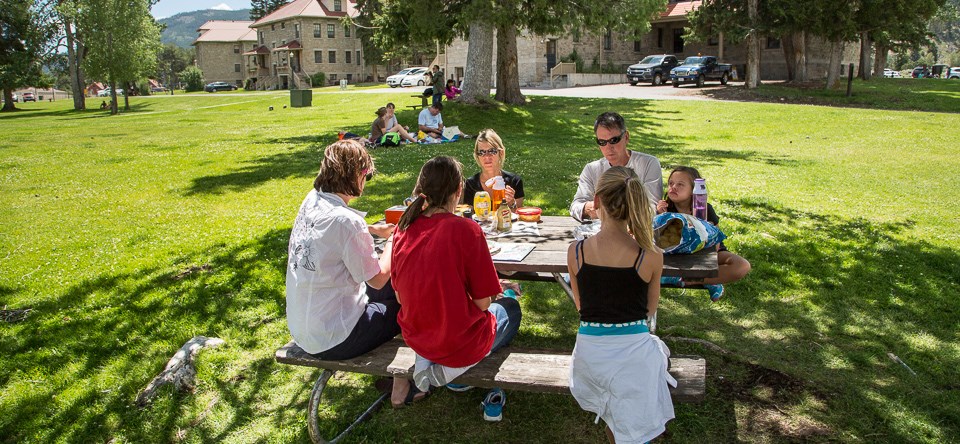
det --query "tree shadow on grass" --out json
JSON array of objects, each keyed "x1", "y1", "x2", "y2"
[
  {"x1": 0, "y1": 228, "x2": 293, "y2": 443},
  {"x1": 657, "y1": 197, "x2": 960, "y2": 441}
]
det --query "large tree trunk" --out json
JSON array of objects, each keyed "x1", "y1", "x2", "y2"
[
  {"x1": 494, "y1": 23, "x2": 524, "y2": 105},
  {"x1": 745, "y1": 0, "x2": 761, "y2": 88},
  {"x1": 873, "y1": 43, "x2": 888, "y2": 77},
  {"x1": 459, "y1": 21, "x2": 494, "y2": 104},
  {"x1": 782, "y1": 35, "x2": 795, "y2": 81},
  {"x1": 123, "y1": 81, "x2": 130, "y2": 110},
  {"x1": 2, "y1": 89, "x2": 16, "y2": 111},
  {"x1": 64, "y1": 19, "x2": 86, "y2": 110},
  {"x1": 109, "y1": 79, "x2": 118, "y2": 115},
  {"x1": 825, "y1": 40, "x2": 844, "y2": 89},
  {"x1": 858, "y1": 31, "x2": 872, "y2": 80}
]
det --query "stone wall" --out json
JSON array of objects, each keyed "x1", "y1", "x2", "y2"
[{"x1": 196, "y1": 41, "x2": 251, "y2": 86}]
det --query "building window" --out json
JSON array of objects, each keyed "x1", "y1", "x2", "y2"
[
  {"x1": 708, "y1": 36, "x2": 719, "y2": 46},
  {"x1": 766, "y1": 37, "x2": 781, "y2": 49},
  {"x1": 634, "y1": 40, "x2": 641, "y2": 52},
  {"x1": 327, "y1": 24, "x2": 335, "y2": 38},
  {"x1": 356, "y1": 50, "x2": 361, "y2": 65},
  {"x1": 281, "y1": 22, "x2": 285, "y2": 29},
  {"x1": 603, "y1": 30, "x2": 612, "y2": 50},
  {"x1": 657, "y1": 28, "x2": 663, "y2": 47},
  {"x1": 271, "y1": 24, "x2": 275, "y2": 31},
  {"x1": 344, "y1": 25, "x2": 350, "y2": 38},
  {"x1": 234, "y1": 63, "x2": 241, "y2": 72},
  {"x1": 315, "y1": 50, "x2": 322, "y2": 63},
  {"x1": 259, "y1": 31, "x2": 263, "y2": 44},
  {"x1": 572, "y1": 27, "x2": 580, "y2": 43},
  {"x1": 271, "y1": 41, "x2": 276, "y2": 49},
  {"x1": 281, "y1": 39, "x2": 286, "y2": 45},
  {"x1": 233, "y1": 44, "x2": 239, "y2": 54},
  {"x1": 346, "y1": 73, "x2": 352, "y2": 82},
  {"x1": 329, "y1": 73, "x2": 338, "y2": 82},
  {"x1": 295, "y1": 24, "x2": 300, "y2": 39},
  {"x1": 345, "y1": 51, "x2": 351, "y2": 64},
  {"x1": 334, "y1": 0, "x2": 342, "y2": 11},
  {"x1": 328, "y1": 50, "x2": 336, "y2": 63},
  {"x1": 314, "y1": 23, "x2": 321, "y2": 38}
]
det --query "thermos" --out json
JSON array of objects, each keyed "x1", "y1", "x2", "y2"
[{"x1": 692, "y1": 178, "x2": 708, "y2": 221}]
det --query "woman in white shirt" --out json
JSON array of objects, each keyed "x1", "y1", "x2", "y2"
[{"x1": 286, "y1": 139, "x2": 421, "y2": 406}]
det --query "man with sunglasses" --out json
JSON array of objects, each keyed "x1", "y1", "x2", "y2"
[{"x1": 570, "y1": 112, "x2": 663, "y2": 221}]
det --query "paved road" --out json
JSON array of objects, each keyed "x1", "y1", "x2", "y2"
[{"x1": 141, "y1": 81, "x2": 741, "y2": 101}]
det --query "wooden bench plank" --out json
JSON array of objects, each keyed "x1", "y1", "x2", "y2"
[{"x1": 276, "y1": 338, "x2": 705, "y2": 402}]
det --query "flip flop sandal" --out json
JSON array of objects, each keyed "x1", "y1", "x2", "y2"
[{"x1": 391, "y1": 384, "x2": 428, "y2": 409}]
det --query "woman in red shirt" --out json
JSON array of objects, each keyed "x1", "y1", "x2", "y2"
[{"x1": 391, "y1": 156, "x2": 522, "y2": 421}]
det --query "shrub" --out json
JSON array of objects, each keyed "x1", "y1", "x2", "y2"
[
  {"x1": 310, "y1": 72, "x2": 326, "y2": 87},
  {"x1": 179, "y1": 66, "x2": 204, "y2": 92}
]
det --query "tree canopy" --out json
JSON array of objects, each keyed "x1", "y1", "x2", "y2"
[{"x1": 0, "y1": 0, "x2": 57, "y2": 111}]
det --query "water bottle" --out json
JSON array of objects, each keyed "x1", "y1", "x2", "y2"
[{"x1": 692, "y1": 178, "x2": 708, "y2": 221}]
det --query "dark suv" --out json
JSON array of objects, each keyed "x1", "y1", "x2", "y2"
[{"x1": 626, "y1": 55, "x2": 679, "y2": 86}]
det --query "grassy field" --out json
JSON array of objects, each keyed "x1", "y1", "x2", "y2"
[{"x1": 1, "y1": 88, "x2": 959, "y2": 443}]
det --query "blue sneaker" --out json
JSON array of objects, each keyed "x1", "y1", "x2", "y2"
[
  {"x1": 446, "y1": 383, "x2": 474, "y2": 392},
  {"x1": 661, "y1": 276, "x2": 684, "y2": 287},
  {"x1": 705, "y1": 284, "x2": 724, "y2": 302},
  {"x1": 482, "y1": 388, "x2": 506, "y2": 422}
]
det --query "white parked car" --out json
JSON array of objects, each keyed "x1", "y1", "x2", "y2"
[
  {"x1": 386, "y1": 68, "x2": 415, "y2": 88},
  {"x1": 400, "y1": 67, "x2": 430, "y2": 87},
  {"x1": 948, "y1": 67, "x2": 960, "y2": 79},
  {"x1": 883, "y1": 69, "x2": 902, "y2": 78},
  {"x1": 97, "y1": 88, "x2": 124, "y2": 97}
]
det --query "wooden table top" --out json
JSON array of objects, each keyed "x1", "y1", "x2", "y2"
[{"x1": 488, "y1": 215, "x2": 718, "y2": 279}]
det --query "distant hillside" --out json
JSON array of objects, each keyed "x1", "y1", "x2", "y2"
[{"x1": 159, "y1": 9, "x2": 252, "y2": 48}]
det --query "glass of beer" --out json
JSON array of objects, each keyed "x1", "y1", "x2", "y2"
[{"x1": 487, "y1": 176, "x2": 506, "y2": 206}]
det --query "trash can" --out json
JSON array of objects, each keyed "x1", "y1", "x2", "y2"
[
  {"x1": 290, "y1": 89, "x2": 312, "y2": 108},
  {"x1": 38, "y1": 95, "x2": 44, "y2": 101},
  {"x1": 339, "y1": 79, "x2": 348, "y2": 90}
]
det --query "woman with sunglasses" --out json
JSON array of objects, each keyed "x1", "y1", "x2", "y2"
[
  {"x1": 462, "y1": 128, "x2": 525, "y2": 210},
  {"x1": 286, "y1": 139, "x2": 422, "y2": 407}
]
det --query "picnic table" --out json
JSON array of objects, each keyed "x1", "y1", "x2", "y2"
[
  {"x1": 407, "y1": 94, "x2": 428, "y2": 110},
  {"x1": 485, "y1": 215, "x2": 718, "y2": 300}
]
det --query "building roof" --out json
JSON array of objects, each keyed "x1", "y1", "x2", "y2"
[
  {"x1": 192, "y1": 20, "x2": 257, "y2": 44},
  {"x1": 273, "y1": 40, "x2": 303, "y2": 51},
  {"x1": 243, "y1": 45, "x2": 272, "y2": 56},
  {"x1": 251, "y1": 0, "x2": 358, "y2": 27},
  {"x1": 655, "y1": 0, "x2": 702, "y2": 22}
]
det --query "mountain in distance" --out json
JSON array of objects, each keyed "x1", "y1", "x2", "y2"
[{"x1": 159, "y1": 9, "x2": 252, "y2": 48}]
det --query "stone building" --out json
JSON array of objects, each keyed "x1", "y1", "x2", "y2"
[
  {"x1": 246, "y1": 0, "x2": 379, "y2": 90},
  {"x1": 193, "y1": 21, "x2": 257, "y2": 87},
  {"x1": 440, "y1": 0, "x2": 858, "y2": 87}
]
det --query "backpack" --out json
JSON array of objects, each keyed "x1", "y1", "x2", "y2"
[{"x1": 378, "y1": 132, "x2": 401, "y2": 147}]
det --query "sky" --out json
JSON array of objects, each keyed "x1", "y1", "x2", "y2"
[{"x1": 151, "y1": 0, "x2": 252, "y2": 19}]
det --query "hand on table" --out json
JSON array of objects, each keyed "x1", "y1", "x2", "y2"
[{"x1": 368, "y1": 223, "x2": 396, "y2": 239}]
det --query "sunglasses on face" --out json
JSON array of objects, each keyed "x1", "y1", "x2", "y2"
[
  {"x1": 596, "y1": 131, "x2": 626, "y2": 147},
  {"x1": 476, "y1": 148, "x2": 500, "y2": 157},
  {"x1": 361, "y1": 168, "x2": 374, "y2": 181}
]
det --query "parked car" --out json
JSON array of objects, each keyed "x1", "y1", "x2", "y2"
[
  {"x1": 883, "y1": 69, "x2": 902, "y2": 78},
  {"x1": 9, "y1": 92, "x2": 19, "y2": 102},
  {"x1": 670, "y1": 56, "x2": 732, "y2": 87},
  {"x1": 949, "y1": 67, "x2": 960, "y2": 79},
  {"x1": 386, "y1": 68, "x2": 416, "y2": 87},
  {"x1": 151, "y1": 86, "x2": 167, "y2": 93},
  {"x1": 204, "y1": 81, "x2": 238, "y2": 92},
  {"x1": 400, "y1": 67, "x2": 430, "y2": 87},
  {"x1": 626, "y1": 55, "x2": 679, "y2": 86},
  {"x1": 97, "y1": 88, "x2": 124, "y2": 97},
  {"x1": 21, "y1": 92, "x2": 36, "y2": 102}
]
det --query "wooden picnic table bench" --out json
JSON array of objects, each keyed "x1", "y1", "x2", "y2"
[{"x1": 276, "y1": 337, "x2": 705, "y2": 444}]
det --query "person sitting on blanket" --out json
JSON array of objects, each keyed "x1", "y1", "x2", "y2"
[
  {"x1": 566, "y1": 166, "x2": 675, "y2": 444},
  {"x1": 285, "y1": 139, "x2": 423, "y2": 407},
  {"x1": 372, "y1": 107, "x2": 417, "y2": 145},
  {"x1": 461, "y1": 128, "x2": 525, "y2": 210},
  {"x1": 385, "y1": 102, "x2": 408, "y2": 132},
  {"x1": 417, "y1": 102, "x2": 445, "y2": 139},
  {"x1": 391, "y1": 156, "x2": 522, "y2": 420}
]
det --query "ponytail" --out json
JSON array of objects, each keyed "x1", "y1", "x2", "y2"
[
  {"x1": 397, "y1": 156, "x2": 464, "y2": 231},
  {"x1": 596, "y1": 166, "x2": 656, "y2": 251}
]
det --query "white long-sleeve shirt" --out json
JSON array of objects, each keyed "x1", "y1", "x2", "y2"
[{"x1": 570, "y1": 150, "x2": 663, "y2": 221}]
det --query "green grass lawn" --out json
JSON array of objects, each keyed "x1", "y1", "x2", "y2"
[{"x1": 1, "y1": 90, "x2": 959, "y2": 443}]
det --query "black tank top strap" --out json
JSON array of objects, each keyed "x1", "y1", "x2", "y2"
[
  {"x1": 575, "y1": 240, "x2": 585, "y2": 271},
  {"x1": 632, "y1": 248, "x2": 645, "y2": 271}
]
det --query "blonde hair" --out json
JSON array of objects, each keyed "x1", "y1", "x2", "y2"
[
  {"x1": 596, "y1": 166, "x2": 656, "y2": 251},
  {"x1": 473, "y1": 128, "x2": 506, "y2": 167}
]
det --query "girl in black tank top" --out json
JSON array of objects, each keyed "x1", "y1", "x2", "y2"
[{"x1": 574, "y1": 240, "x2": 649, "y2": 324}]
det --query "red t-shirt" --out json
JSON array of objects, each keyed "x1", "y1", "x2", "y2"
[{"x1": 391, "y1": 213, "x2": 502, "y2": 367}]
